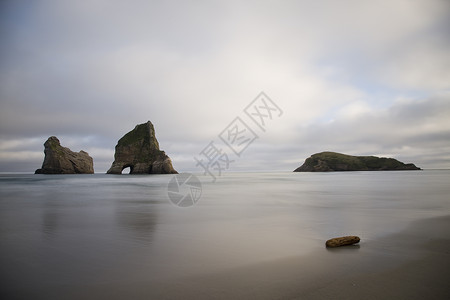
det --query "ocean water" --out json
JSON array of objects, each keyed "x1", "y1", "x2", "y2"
[{"x1": 1, "y1": 171, "x2": 449, "y2": 298}]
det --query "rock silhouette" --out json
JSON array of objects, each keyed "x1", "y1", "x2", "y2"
[
  {"x1": 35, "y1": 136, "x2": 94, "y2": 174},
  {"x1": 294, "y1": 152, "x2": 421, "y2": 172},
  {"x1": 107, "y1": 121, "x2": 178, "y2": 174}
]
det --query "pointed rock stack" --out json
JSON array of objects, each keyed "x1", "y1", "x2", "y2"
[{"x1": 107, "y1": 121, "x2": 178, "y2": 174}]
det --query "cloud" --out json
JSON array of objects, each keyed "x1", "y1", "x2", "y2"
[
  {"x1": 289, "y1": 92, "x2": 450, "y2": 168},
  {"x1": 0, "y1": 0, "x2": 449, "y2": 172}
]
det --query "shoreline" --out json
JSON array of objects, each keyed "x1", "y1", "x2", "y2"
[
  {"x1": 13, "y1": 215, "x2": 448, "y2": 300},
  {"x1": 137, "y1": 215, "x2": 450, "y2": 299},
  {"x1": 148, "y1": 215, "x2": 450, "y2": 299}
]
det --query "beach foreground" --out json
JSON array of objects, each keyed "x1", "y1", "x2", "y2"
[
  {"x1": 89, "y1": 216, "x2": 448, "y2": 300},
  {"x1": 4, "y1": 216, "x2": 449, "y2": 300},
  {"x1": 1, "y1": 172, "x2": 449, "y2": 299}
]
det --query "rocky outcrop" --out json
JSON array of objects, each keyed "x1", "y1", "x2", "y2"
[
  {"x1": 107, "y1": 121, "x2": 178, "y2": 174},
  {"x1": 35, "y1": 136, "x2": 94, "y2": 174},
  {"x1": 294, "y1": 152, "x2": 421, "y2": 172},
  {"x1": 326, "y1": 236, "x2": 360, "y2": 248}
]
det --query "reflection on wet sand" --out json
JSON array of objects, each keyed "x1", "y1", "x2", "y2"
[
  {"x1": 115, "y1": 199, "x2": 157, "y2": 243},
  {"x1": 42, "y1": 199, "x2": 61, "y2": 238},
  {"x1": 2, "y1": 172, "x2": 449, "y2": 300}
]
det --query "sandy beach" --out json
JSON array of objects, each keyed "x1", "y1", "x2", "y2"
[
  {"x1": 11, "y1": 215, "x2": 448, "y2": 300},
  {"x1": 2, "y1": 172, "x2": 449, "y2": 300},
  {"x1": 142, "y1": 215, "x2": 450, "y2": 300}
]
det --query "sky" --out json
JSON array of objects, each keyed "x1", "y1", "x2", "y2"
[{"x1": 1, "y1": 0, "x2": 449, "y2": 173}]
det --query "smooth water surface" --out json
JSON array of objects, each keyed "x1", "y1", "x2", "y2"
[{"x1": 1, "y1": 171, "x2": 449, "y2": 297}]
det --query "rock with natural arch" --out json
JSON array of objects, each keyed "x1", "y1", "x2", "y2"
[{"x1": 107, "y1": 121, "x2": 178, "y2": 174}]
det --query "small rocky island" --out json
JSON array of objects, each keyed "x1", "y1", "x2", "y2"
[
  {"x1": 35, "y1": 136, "x2": 94, "y2": 174},
  {"x1": 107, "y1": 121, "x2": 178, "y2": 174},
  {"x1": 294, "y1": 151, "x2": 421, "y2": 172}
]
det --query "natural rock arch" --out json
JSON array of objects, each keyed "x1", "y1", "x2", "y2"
[
  {"x1": 121, "y1": 165, "x2": 133, "y2": 174},
  {"x1": 107, "y1": 121, "x2": 178, "y2": 175}
]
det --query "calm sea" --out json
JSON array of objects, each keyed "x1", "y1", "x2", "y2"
[{"x1": 1, "y1": 171, "x2": 449, "y2": 298}]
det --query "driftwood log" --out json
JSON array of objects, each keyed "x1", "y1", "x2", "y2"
[{"x1": 325, "y1": 236, "x2": 360, "y2": 247}]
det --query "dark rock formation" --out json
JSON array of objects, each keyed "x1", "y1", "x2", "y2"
[
  {"x1": 294, "y1": 152, "x2": 421, "y2": 172},
  {"x1": 326, "y1": 236, "x2": 360, "y2": 248},
  {"x1": 107, "y1": 121, "x2": 178, "y2": 174},
  {"x1": 35, "y1": 136, "x2": 94, "y2": 174}
]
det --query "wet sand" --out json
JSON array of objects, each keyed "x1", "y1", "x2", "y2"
[
  {"x1": 11, "y1": 215, "x2": 449, "y2": 299},
  {"x1": 148, "y1": 215, "x2": 450, "y2": 299}
]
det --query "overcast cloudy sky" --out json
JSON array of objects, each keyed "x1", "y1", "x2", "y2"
[{"x1": 1, "y1": 0, "x2": 449, "y2": 173}]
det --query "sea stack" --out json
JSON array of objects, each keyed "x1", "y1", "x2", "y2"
[
  {"x1": 107, "y1": 121, "x2": 178, "y2": 174},
  {"x1": 294, "y1": 152, "x2": 421, "y2": 172},
  {"x1": 35, "y1": 136, "x2": 94, "y2": 174}
]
